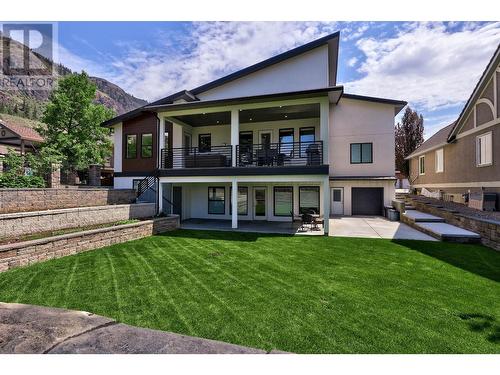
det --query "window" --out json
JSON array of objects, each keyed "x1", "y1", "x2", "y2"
[
  {"x1": 299, "y1": 186, "x2": 320, "y2": 215},
  {"x1": 239, "y1": 131, "x2": 253, "y2": 153},
  {"x1": 350, "y1": 143, "x2": 372, "y2": 164},
  {"x1": 141, "y1": 133, "x2": 153, "y2": 158},
  {"x1": 435, "y1": 148, "x2": 444, "y2": 173},
  {"x1": 199, "y1": 134, "x2": 211, "y2": 153},
  {"x1": 476, "y1": 132, "x2": 492, "y2": 166},
  {"x1": 125, "y1": 134, "x2": 137, "y2": 159},
  {"x1": 299, "y1": 127, "x2": 315, "y2": 157},
  {"x1": 208, "y1": 187, "x2": 225, "y2": 214},
  {"x1": 419, "y1": 155, "x2": 425, "y2": 175},
  {"x1": 230, "y1": 186, "x2": 248, "y2": 215},
  {"x1": 279, "y1": 128, "x2": 294, "y2": 156},
  {"x1": 274, "y1": 186, "x2": 293, "y2": 217}
]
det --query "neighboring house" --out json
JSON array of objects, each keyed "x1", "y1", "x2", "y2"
[
  {"x1": 407, "y1": 44, "x2": 500, "y2": 200},
  {"x1": 103, "y1": 32, "x2": 406, "y2": 233},
  {"x1": 0, "y1": 115, "x2": 44, "y2": 156}
]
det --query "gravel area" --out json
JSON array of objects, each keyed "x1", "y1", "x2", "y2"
[{"x1": 409, "y1": 195, "x2": 500, "y2": 223}]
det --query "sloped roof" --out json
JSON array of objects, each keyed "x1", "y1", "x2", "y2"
[
  {"x1": 406, "y1": 121, "x2": 456, "y2": 159},
  {"x1": 102, "y1": 32, "x2": 341, "y2": 127},
  {"x1": 447, "y1": 43, "x2": 500, "y2": 141},
  {"x1": 0, "y1": 115, "x2": 44, "y2": 143}
]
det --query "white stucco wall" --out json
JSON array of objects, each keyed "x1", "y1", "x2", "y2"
[
  {"x1": 329, "y1": 99, "x2": 396, "y2": 177},
  {"x1": 197, "y1": 46, "x2": 329, "y2": 101},
  {"x1": 114, "y1": 176, "x2": 145, "y2": 190},
  {"x1": 112, "y1": 123, "x2": 123, "y2": 173}
]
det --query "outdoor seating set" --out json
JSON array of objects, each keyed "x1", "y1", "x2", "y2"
[{"x1": 291, "y1": 210, "x2": 324, "y2": 231}]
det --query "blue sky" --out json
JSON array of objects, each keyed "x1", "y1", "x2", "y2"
[{"x1": 56, "y1": 21, "x2": 500, "y2": 138}]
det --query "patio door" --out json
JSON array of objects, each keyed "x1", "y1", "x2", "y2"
[
  {"x1": 331, "y1": 188, "x2": 344, "y2": 215},
  {"x1": 253, "y1": 187, "x2": 267, "y2": 220}
]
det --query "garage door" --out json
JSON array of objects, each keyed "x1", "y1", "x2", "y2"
[{"x1": 352, "y1": 188, "x2": 384, "y2": 216}]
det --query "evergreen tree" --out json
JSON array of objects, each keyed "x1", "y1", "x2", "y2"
[{"x1": 395, "y1": 107, "x2": 424, "y2": 177}]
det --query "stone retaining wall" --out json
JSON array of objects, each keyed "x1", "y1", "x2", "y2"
[
  {"x1": 0, "y1": 188, "x2": 136, "y2": 214},
  {"x1": 0, "y1": 215, "x2": 180, "y2": 272},
  {"x1": 407, "y1": 196, "x2": 500, "y2": 251},
  {"x1": 0, "y1": 203, "x2": 156, "y2": 238}
]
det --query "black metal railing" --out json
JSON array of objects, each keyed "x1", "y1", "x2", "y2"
[
  {"x1": 161, "y1": 145, "x2": 233, "y2": 169},
  {"x1": 236, "y1": 141, "x2": 323, "y2": 167}
]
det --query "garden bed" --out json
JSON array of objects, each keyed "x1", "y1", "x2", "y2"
[
  {"x1": 0, "y1": 215, "x2": 179, "y2": 272},
  {"x1": 0, "y1": 219, "x2": 140, "y2": 245}
]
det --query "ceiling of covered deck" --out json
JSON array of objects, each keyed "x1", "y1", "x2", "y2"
[{"x1": 171, "y1": 103, "x2": 320, "y2": 127}]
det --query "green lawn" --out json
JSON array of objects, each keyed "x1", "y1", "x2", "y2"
[{"x1": 0, "y1": 229, "x2": 499, "y2": 353}]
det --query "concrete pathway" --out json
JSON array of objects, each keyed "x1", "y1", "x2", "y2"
[
  {"x1": 329, "y1": 216, "x2": 436, "y2": 241},
  {"x1": 0, "y1": 302, "x2": 283, "y2": 354}
]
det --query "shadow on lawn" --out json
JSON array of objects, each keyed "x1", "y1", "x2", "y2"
[
  {"x1": 392, "y1": 240, "x2": 500, "y2": 283},
  {"x1": 459, "y1": 313, "x2": 500, "y2": 344},
  {"x1": 158, "y1": 229, "x2": 296, "y2": 242}
]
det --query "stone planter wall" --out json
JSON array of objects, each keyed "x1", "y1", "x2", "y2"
[
  {"x1": 0, "y1": 215, "x2": 180, "y2": 272},
  {"x1": 407, "y1": 197, "x2": 500, "y2": 251},
  {"x1": 0, "y1": 203, "x2": 155, "y2": 238},
  {"x1": 0, "y1": 187, "x2": 137, "y2": 214}
]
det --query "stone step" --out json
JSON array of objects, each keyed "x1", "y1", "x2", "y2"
[
  {"x1": 402, "y1": 210, "x2": 445, "y2": 223},
  {"x1": 414, "y1": 222, "x2": 480, "y2": 243}
]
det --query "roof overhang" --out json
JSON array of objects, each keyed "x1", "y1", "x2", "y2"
[
  {"x1": 146, "y1": 86, "x2": 344, "y2": 113},
  {"x1": 330, "y1": 175, "x2": 396, "y2": 181},
  {"x1": 341, "y1": 93, "x2": 407, "y2": 115},
  {"x1": 447, "y1": 44, "x2": 500, "y2": 141}
]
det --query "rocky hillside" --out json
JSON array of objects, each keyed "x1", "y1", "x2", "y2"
[{"x1": 0, "y1": 35, "x2": 147, "y2": 119}]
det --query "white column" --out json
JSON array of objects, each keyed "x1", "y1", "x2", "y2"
[
  {"x1": 230, "y1": 109, "x2": 239, "y2": 167},
  {"x1": 158, "y1": 181, "x2": 163, "y2": 214},
  {"x1": 320, "y1": 98, "x2": 330, "y2": 166},
  {"x1": 323, "y1": 176, "x2": 330, "y2": 235},
  {"x1": 231, "y1": 178, "x2": 238, "y2": 229}
]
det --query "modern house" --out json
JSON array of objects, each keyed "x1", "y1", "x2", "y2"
[
  {"x1": 407, "y1": 44, "x2": 500, "y2": 202},
  {"x1": 103, "y1": 32, "x2": 406, "y2": 233}
]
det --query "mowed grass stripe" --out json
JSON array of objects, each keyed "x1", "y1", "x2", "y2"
[{"x1": 0, "y1": 229, "x2": 499, "y2": 353}]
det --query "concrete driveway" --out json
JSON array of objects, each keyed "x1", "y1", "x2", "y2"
[{"x1": 329, "y1": 216, "x2": 436, "y2": 241}]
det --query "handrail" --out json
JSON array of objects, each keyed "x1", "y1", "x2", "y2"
[{"x1": 237, "y1": 141, "x2": 323, "y2": 167}]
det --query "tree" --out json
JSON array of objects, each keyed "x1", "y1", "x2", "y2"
[
  {"x1": 38, "y1": 71, "x2": 114, "y2": 183},
  {"x1": 395, "y1": 106, "x2": 424, "y2": 177}
]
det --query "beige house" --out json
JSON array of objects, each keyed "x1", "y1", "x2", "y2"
[{"x1": 407, "y1": 44, "x2": 500, "y2": 201}]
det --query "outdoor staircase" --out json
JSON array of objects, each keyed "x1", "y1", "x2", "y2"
[{"x1": 398, "y1": 197, "x2": 481, "y2": 243}]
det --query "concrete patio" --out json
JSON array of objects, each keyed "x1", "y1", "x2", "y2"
[
  {"x1": 181, "y1": 218, "x2": 325, "y2": 235},
  {"x1": 329, "y1": 216, "x2": 437, "y2": 240},
  {"x1": 181, "y1": 217, "x2": 436, "y2": 240}
]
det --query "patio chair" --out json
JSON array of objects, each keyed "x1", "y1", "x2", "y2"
[{"x1": 300, "y1": 213, "x2": 315, "y2": 231}]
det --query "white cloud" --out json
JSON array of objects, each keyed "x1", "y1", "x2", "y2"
[
  {"x1": 347, "y1": 57, "x2": 358, "y2": 67},
  {"x1": 97, "y1": 22, "x2": 338, "y2": 101},
  {"x1": 345, "y1": 22, "x2": 500, "y2": 111},
  {"x1": 343, "y1": 24, "x2": 369, "y2": 41}
]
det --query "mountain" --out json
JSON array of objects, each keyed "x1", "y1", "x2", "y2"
[{"x1": 0, "y1": 35, "x2": 147, "y2": 119}]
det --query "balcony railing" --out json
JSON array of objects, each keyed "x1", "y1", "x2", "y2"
[
  {"x1": 237, "y1": 141, "x2": 323, "y2": 167},
  {"x1": 160, "y1": 141, "x2": 323, "y2": 169},
  {"x1": 161, "y1": 145, "x2": 233, "y2": 169}
]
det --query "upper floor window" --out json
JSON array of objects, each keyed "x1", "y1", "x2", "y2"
[
  {"x1": 435, "y1": 148, "x2": 444, "y2": 173},
  {"x1": 141, "y1": 133, "x2": 153, "y2": 158},
  {"x1": 279, "y1": 128, "x2": 294, "y2": 156},
  {"x1": 299, "y1": 127, "x2": 315, "y2": 157},
  {"x1": 125, "y1": 134, "x2": 137, "y2": 159},
  {"x1": 350, "y1": 143, "x2": 372, "y2": 164},
  {"x1": 476, "y1": 132, "x2": 492, "y2": 167},
  {"x1": 419, "y1": 155, "x2": 425, "y2": 175},
  {"x1": 199, "y1": 134, "x2": 211, "y2": 153}
]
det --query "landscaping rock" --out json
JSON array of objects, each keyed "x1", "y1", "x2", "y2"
[{"x1": 0, "y1": 302, "x2": 277, "y2": 354}]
